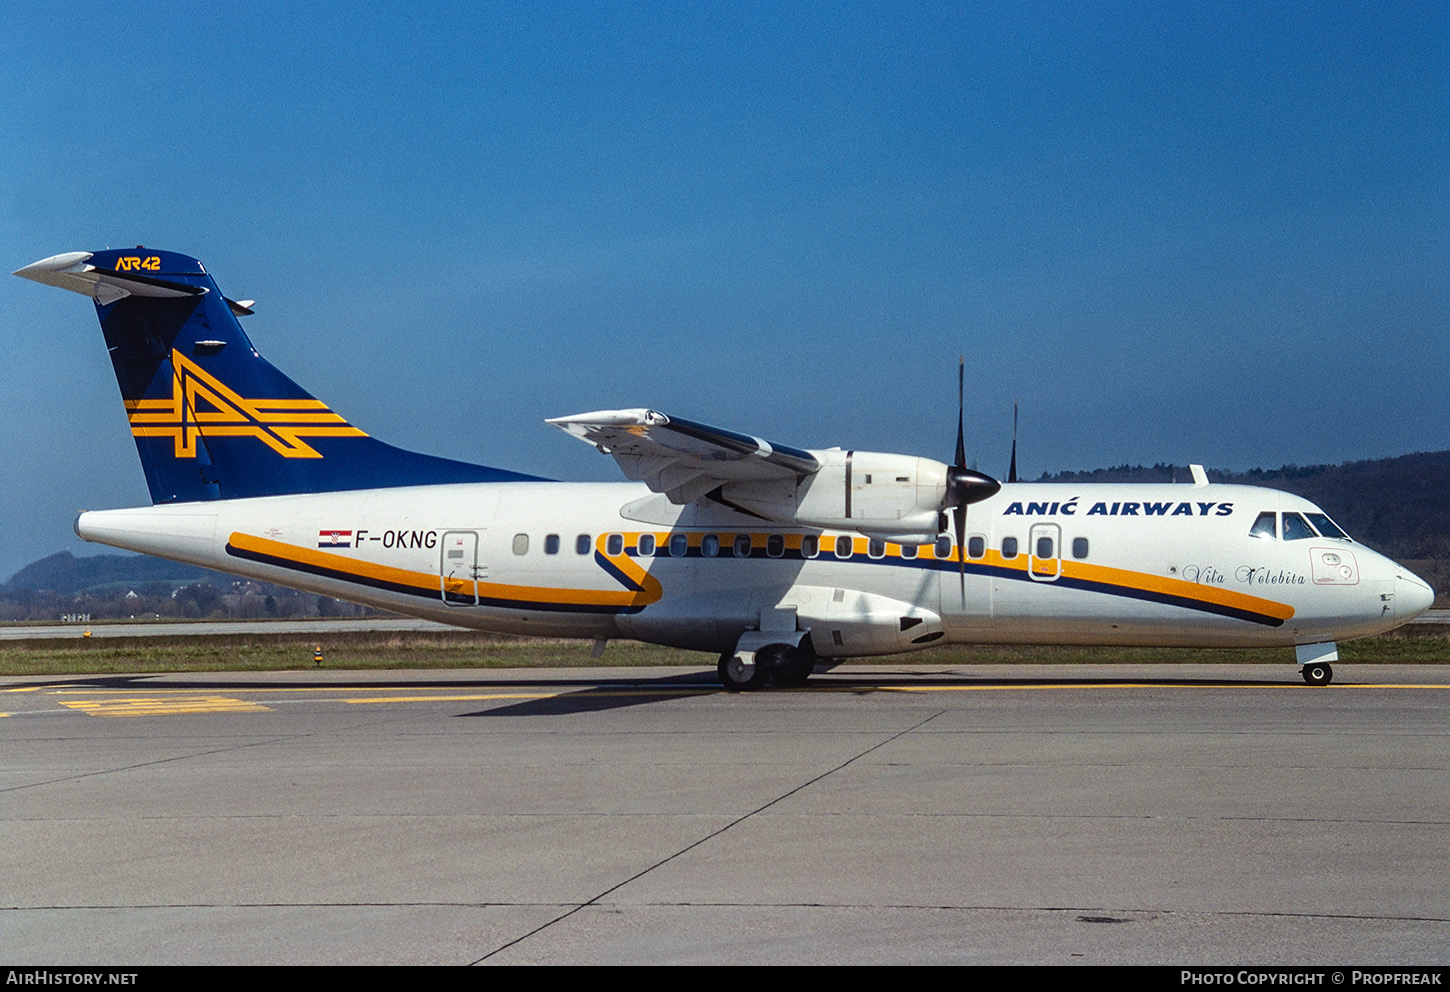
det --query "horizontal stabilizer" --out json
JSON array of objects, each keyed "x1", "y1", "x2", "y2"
[{"x1": 15, "y1": 252, "x2": 206, "y2": 307}]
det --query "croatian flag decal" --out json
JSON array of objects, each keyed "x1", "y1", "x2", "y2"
[{"x1": 318, "y1": 529, "x2": 353, "y2": 548}]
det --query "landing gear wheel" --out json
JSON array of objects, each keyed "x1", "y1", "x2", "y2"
[
  {"x1": 1302, "y1": 662, "x2": 1333, "y2": 686},
  {"x1": 750, "y1": 643, "x2": 816, "y2": 687},
  {"x1": 718, "y1": 652, "x2": 769, "y2": 692},
  {"x1": 773, "y1": 649, "x2": 816, "y2": 686}
]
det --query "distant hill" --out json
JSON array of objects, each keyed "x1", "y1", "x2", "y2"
[
  {"x1": 0, "y1": 551, "x2": 376, "y2": 623},
  {"x1": 2, "y1": 551, "x2": 223, "y2": 595},
  {"x1": 1036, "y1": 450, "x2": 1450, "y2": 562}
]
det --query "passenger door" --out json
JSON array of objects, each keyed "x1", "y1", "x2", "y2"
[
  {"x1": 1028, "y1": 523, "x2": 1061, "y2": 581},
  {"x1": 440, "y1": 530, "x2": 482, "y2": 606}
]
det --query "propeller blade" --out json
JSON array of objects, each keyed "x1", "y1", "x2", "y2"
[
  {"x1": 1008, "y1": 399, "x2": 1018, "y2": 484},
  {"x1": 953, "y1": 502, "x2": 966, "y2": 603},
  {"x1": 954, "y1": 356, "x2": 966, "y2": 469},
  {"x1": 948, "y1": 359, "x2": 999, "y2": 605},
  {"x1": 945, "y1": 358, "x2": 1002, "y2": 603}
]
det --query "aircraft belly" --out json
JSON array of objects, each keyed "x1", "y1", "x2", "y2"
[
  {"x1": 615, "y1": 556, "x2": 778, "y2": 653},
  {"x1": 615, "y1": 555, "x2": 948, "y2": 655}
]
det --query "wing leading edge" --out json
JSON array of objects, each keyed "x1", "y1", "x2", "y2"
[{"x1": 547, "y1": 409, "x2": 821, "y2": 505}]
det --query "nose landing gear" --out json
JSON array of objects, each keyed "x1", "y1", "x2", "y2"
[{"x1": 1295, "y1": 642, "x2": 1338, "y2": 687}]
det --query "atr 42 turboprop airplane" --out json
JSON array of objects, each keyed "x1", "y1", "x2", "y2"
[{"x1": 16, "y1": 248, "x2": 1436, "y2": 688}]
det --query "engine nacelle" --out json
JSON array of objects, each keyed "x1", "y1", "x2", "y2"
[
  {"x1": 781, "y1": 585, "x2": 946, "y2": 657},
  {"x1": 718, "y1": 450, "x2": 949, "y2": 543}
]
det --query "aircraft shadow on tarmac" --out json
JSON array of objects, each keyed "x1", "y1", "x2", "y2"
[
  {"x1": 454, "y1": 672, "x2": 1311, "y2": 717},
  {"x1": 9, "y1": 670, "x2": 1309, "y2": 717}
]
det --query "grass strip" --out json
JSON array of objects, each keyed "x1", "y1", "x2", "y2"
[{"x1": 0, "y1": 626, "x2": 1446, "y2": 676}]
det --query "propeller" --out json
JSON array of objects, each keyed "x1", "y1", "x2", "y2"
[{"x1": 945, "y1": 357, "x2": 1001, "y2": 602}]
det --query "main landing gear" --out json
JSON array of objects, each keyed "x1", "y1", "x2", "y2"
[
  {"x1": 1302, "y1": 662, "x2": 1333, "y2": 686},
  {"x1": 718, "y1": 642, "x2": 818, "y2": 691},
  {"x1": 718, "y1": 652, "x2": 769, "y2": 691}
]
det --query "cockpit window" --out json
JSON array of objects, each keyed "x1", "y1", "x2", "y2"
[
  {"x1": 1249, "y1": 512, "x2": 1277, "y2": 540},
  {"x1": 1305, "y1": 512, "x2": 1349, "y2": 540},
  {"x1": 1281, "y1": 512, "x2": 1316, "y2": 541}
]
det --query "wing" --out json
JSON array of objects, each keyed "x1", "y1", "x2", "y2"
[{"x1": 547, "y1": 409, "x2": 820, "y2": 504}]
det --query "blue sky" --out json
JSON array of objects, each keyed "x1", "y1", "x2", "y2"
[{"x1": 3, "y1": 2, "x2": 1447, "y2": 580}]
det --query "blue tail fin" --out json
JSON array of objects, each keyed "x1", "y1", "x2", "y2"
[{"x1": 16, "y1": 248, "x2": 541, "y2": 503}]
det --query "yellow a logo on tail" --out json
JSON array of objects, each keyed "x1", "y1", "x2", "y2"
[{"x1": 125, "y1": 350, "x2": 368, "y2": 459}]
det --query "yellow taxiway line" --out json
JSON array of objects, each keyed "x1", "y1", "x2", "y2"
[{"x1": 58, "y1": 696, "x2": 272, "y2": 716}]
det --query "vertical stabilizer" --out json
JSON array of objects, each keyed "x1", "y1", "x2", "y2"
[{"x1": 16, "y1": 248, "x2": 540, "y2": 503}]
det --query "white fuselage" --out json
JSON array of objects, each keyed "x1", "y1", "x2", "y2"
[{"x1": 74, "y1": 480, "x2": 1434, "y2": 657}]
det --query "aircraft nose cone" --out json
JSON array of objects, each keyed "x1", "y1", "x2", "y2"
[{"x1": 1397, "y1": 573, "x2": 1435, "y2": 621}]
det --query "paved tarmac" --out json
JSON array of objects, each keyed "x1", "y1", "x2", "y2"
[{"x1": 3, "y1": 663, "x2": 1449, "y2": 965}]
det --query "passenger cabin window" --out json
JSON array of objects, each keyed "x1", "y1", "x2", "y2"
[
  {"x1": 767, "y1": 534, "x2": 784, "y2": 558},
  {"x1": 669, "y1": 533, "x2": 688, "y2": 557},
  {"x1": 702, "y1": 534, "x2": 720, "y2": 557},
  {"x1": 900, "y1": 544, "x2": 917, "y2": 560},
  {"x1": 576, "y1": 534, "x2": 591, "y2": 555},
  {"x1": 637, "y1": 533, "x2": 656, "y2": 556},
  {"x1": 934, "y1": 536, "x2": 952, "y2": 559},
  {"x1": 1282, "y1": 512, "x2": 1316, "y2": 541},
  {"x1": 1306, "y1": 512, "x2": 1349, "y2": 540},
  {"x1": 967, "y1": 536, "x2": 985, "y2": 559},
  {"x1": 1036, "y1": 536, "x2": 1054, "y2": 559},
  {"x1": 512, "y1": 533, "x2": 529, "y2": 555},
  {"x1": 1002, "y1": 536, "x2": 1019, "y2": 559},
  {"x1": 835, "y1": 535, "x2": 853, "y2": 559},
  {"x1": 1249, "y1": 512, "x2": 1277, "y2": 541},
  {"x1": 544, "y1": 534, "x2": 560, "y2": 555},
  {"x1": 801, "y1": 535, "x2": 819, "y2": 558},
  {"x1": 1072, "y1": 537, "x2": 1089, "y2": 559},
  {"x1": 733, "y1": 534, "x2": 752, "y2": 558},
  {"x1": 606, "y1": 533, "x2": 623, "y2": 556},
  {"x1": 868, "y1": 539, "x2": 885, "y2": 559}
]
